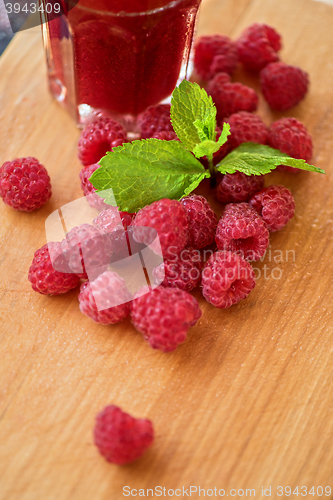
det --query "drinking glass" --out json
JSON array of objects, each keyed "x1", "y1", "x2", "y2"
[{"x1": 41, "y1": 0, "x2": 202, "y2": 128}]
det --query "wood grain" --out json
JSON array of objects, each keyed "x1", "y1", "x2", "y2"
[{"x1": 1, "y1": 0, "x2": 333, "y2": 498}]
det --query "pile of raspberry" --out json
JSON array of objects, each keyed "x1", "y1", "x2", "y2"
[
  {"x1": 7, "y1": 23, "x2": 314, "y2": 468},
  {"x1": 193, "y1": 23, "x2": 309, "y2": 119}
]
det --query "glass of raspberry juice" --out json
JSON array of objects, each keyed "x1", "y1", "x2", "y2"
[{"x1": 41, "y1": 0, "x2": 202, "y2": 129}]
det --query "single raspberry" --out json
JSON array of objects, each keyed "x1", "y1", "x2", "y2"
[
  {"x1": 215, "y1": 202, "x2": 269, "y2": 261},
  {"x1": 79, "y1": 163, "x2": 109, "y2": 210},
  {"x1": 93, "y1": 207, "x2": 135, "y2": 234},
  {"x1": 181, "y1": 195, "x2": 218, "y2": 249},
  {"x1": 60, "y1": 223, "x2": 113, "y2": 279},
  {"x1": 94, "y1": 405, "x2": 154, "y2": 464},
  {"x1": 194, "y1": 35, "x2": 238, "y2": 80},
  {"x1": 222, "y1": 111, "x2": 269, "y2": 151},
  {"x1": 0, "y1": 157, "x2": 51, "y2": 212},
  {"x1": 138, "y1": 104, "x2": 173, "y2": 139},
  {"x1": 78, "y1": 117, "x2": 127, "y2": 166},
  {"x1": 202, "y1": 251, "x2": 256, "y2": 308},
  {"x1": 132, "y1": 199, "x2": 188, "y2": 260},
  {"x1": 152, "y1": 247, "x2": 203, "y2": 292},
  {"x1": 93, "y1": 208, "x2": 136, "y2": 262},
  {"x1": 249, "y1": 185, "x2": 295, "y2": 232},
  {"x1": 131, "y1": 286, "x2": 202, "y2": 352},
  {"x1": 207, "y1": 79, "x2": 258, "y2": 121},
  {"x1": 152, "y1": 131, "x2": 179, "y2": 141},
  {"x1": 260, "y1": 62, "x2": 309, "y2": 111},
  {"x1": 237, "y1": 23, "x2": 281, "y2": 71},
  {"x1": 216, "y1": 172, "x2": 264, "y2": 203},
  {"x1": 79, "y1": 271, "x2": 132, "y2": 324},
  {"x1": 268, "y1": 117, "x2": 313, "y2": 173},
  {"x1": 28, "y1": 242, "x2": 80, "y2": 295}
]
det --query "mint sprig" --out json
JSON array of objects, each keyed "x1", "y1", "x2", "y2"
[
  {"x1": 217, "y1": 143, "x2": 325, "y2": 176},
  {"x1": 171, "y1": 80, "x2": 217, "y2": 152},
  {"x1": 90, "y1": 139, "x2": 209, "y2": 213},
  {"x1": 89, "y1": 81, "x2": 325, "y2": 213}
]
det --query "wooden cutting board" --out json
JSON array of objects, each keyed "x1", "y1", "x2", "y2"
[{"x1": 1, "y1": 0, "x2": 333, "y2": 498}]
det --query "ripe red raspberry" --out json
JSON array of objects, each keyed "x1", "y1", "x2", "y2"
[
  {"x1": 181, "y1": 194, "x2": 218, "y2": 249},
  {"x1": 260, "y1": 62, "x2": 309, "y2": 111},
  {"x1": 0, "y1": 157, "x2": 51, "y2": 212},
  {"x1": 131, "y1": 286, "x2": 202, "y2": 352},
  {"x1": 202, "y1": 251, "x2": 256, "y2": 308},
  {"x1": 93, "y1": 208, "x2": 136, "y2": 262},
  {"x1": 152, "y1": 247, "x2": 203, "y2": 292},
  {"x1": 94, "y1": 405, "x2": 154, "y2": 464},
  {"x1": 217, "y1": 172, "x2": 264, "y2": 203},
  {"x1": 138, "y1": 104, "x2": 173, "y2": 139},
  {"x1": 222, "y1": 111, "x2": 269, "y2": 151},
  {"x1": 152, "y1": 131, "x2": 179, "y2": 141},
  {"x1": 79, "y1": 271, "x2": 132, "y2": 324},
  {"x1": 78, "y1": 117, "x2": 127, "y2": 166},
  {"x1": 237, "y1": 23, "x2": 281, "y2": 71},
  {"x1": 28, "y1": 242, "x2": 79, "y2": 295},
  {"x1": 249, "y1": 185, "x2": 295, "y2": 232},
  {"x1": 215, "y1": 202, "x2": 269, "y2": 261},
  {"x1": 207, "y1": 79, "x2": 258, "y2": 121},
  {"x1": 194, "y1": 35, "x2": 238, "y2": 80},
  {"x1": 60, "y1": 223, "x2": 113, "y2": 279},
  {"x1": 93, "y1": 207, "x2": 135, "y2": 234},
  {"x1": 268, "y1": 117, "x2": 313, "y2": 173},
  {"x1": 132, "y1": 199, "x2": 188, "y2": 260},
  {"x1": 79, "y1": 163, "x2": 109, "y2": 210}
]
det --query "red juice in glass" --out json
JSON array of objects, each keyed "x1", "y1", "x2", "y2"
[{"x1": 42, "y1": 0, "x2": 202, "y2": 127}]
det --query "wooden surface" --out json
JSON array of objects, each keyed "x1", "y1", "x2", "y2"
[{"x1": 1, "y1": 0, "x2": 333, "y2": 498}]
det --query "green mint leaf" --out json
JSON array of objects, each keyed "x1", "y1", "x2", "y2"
[
  {"x1": 89, "y1": 139, "x2": 210, "y2": 213},
  {"x1": 193, "y1": 123, "x2": 231, "y2": 159},
  {"x1": 217, "y1": 123, "x2": 231, "y2": 147},
  {"x1": 193, "y1": 140, "x2": 220, "y2": 159},
  {"x1": 216, "y1": 142, "x2": 325, "y2": 175},
  {"x1": 171, "y1": 80, "x2": 217, "y2": 152}
]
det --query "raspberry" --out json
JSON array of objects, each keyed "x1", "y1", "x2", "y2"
[
  {"x1": 79, "y1": 163, "x2": 109, "y2": 210},
  {"x1": 0, "y1": 157, "x2": 51, "y2": 212},
  {"x1": 94, "y1": 405, "x2": 154, "y2": 464},
  {"x1": 93, "y1": 207, "x2": 135, "y2": 234},
  {"x1": 216, "y1": 172, "x2": 264, "y2": 203},
  {"x1": 28, "y1": 242, "x2": 79, "y2": 295},
  {"x1": 152, "y1": 131, "x2": 179, "y2": 141},
  {"x1": 60, "y1": 223, "x2": 113, "y2": 279},
  {"x1": 207, "y1": 79, "x2": 258, "y2": 121},
  {"x1": 260, "y1": 62, "x2": 309, "y2": 111},
  {"x1": 249, "y1": 185, "x2": 295, "y2": 232},
  {"x1": 222, "y1": 111, "x2": 269, "y2": 151},
  {"x1": 78, "y1": 117, "x2": 127, "y2": 166},
  {"x1": 152, "y1": 247, "x2": 203, "y2": 292},
  {"x1": 268, "y1": 117, "x2": 313, "y2": 173},
  {"x1": 194, "y1": 35, "x2": 238, "y2": 80},
  {"x1": 215, "y1": 202, "x2": 269, "y2": 261},
  {"x1": 93, "y1": 208, "x2": 136, "y2": 262},
  {"x1": 202, "y1": 251, "x2": 256, "y2": 308},
  {"x1": 138, "y1": 104, "x2": 173, "y2": 139},
  {"x1": 237, "y1": 23, "x2": 281, "y2": 71},
  {"x1": 181, "y1": 195, "x2": 218, "y2": 249},
  {"x1": 132, "y1": 199, "x2": 188, "y2": 260},
  {"x1": 78, "y1": 271, "x2": 132, "y2": 324},
  {"x1": 131, "y1": 286, "x2": 202, "y2": 352}
]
